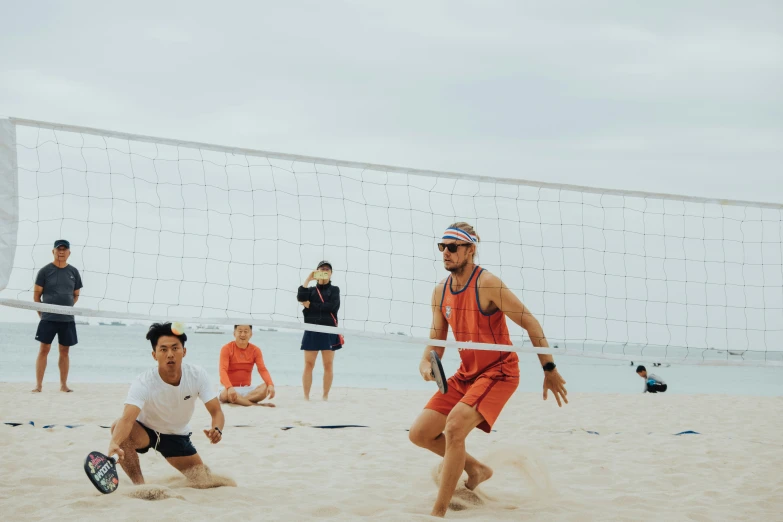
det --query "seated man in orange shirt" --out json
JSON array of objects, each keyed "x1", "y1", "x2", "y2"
[{"x1": 218, "y1": 325, "x2": 275, "y2": 407}]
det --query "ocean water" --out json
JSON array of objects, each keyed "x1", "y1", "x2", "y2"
[{"x1": 0, "y1": 322, "x2": 781, "y2": 396}]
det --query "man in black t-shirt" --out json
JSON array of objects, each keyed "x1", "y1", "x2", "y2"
[{"x1": 32, "y1": 239, "x2": 83, "y2": 393}]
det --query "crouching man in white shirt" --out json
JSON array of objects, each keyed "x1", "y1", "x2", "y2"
[{"x1": 107, "y1": 322, "x2": 225, "y2": 484}]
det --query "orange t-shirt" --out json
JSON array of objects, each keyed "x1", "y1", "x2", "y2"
[
  {"x1": 441, "y1": 266, "x2": 520, "y2": 380},
  {"x1": 219, "y1": 341, "x2": 274, "y2": 388}
]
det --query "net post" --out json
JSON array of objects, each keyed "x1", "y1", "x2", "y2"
[{"x1": 0, "y1": 118, "x2": 18, "y2": 291}]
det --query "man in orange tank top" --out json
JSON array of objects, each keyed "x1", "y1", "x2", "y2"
[{"x1": 408, "y1": 222, "x2": 568, "y2": 518}]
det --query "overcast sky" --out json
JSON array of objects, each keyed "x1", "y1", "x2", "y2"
[
  {"x1": 1, "y1": 1, "x2": 782, "y2": 355},
  {"x1": 2, "y1": 1, "x2": 781, "y2": 203}
]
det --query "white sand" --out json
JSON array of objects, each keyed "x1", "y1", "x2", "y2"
[{"x1": 1, "y1": 383, "x2": 782, "y2": 520}]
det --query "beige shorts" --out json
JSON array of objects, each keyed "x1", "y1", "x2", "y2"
[{"x1": 220, "y1": 385, "x2": 256, "y2": 397}]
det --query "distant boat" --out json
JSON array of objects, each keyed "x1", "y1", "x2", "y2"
[
  {"x1": 713, "y1": 349, "x2": 745, "y2": 356},
  {"x1": 98, "y1": 321, "x2": 126, "y2": 326},
  {"x1": 195, "y1": 324, "x2": 224, "y2": 334}
]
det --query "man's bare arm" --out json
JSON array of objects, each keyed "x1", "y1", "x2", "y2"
[
  {"x1": 108, "y1": 404, "x2": 141, "y2": 453},
  {"x1": 423, "y1": 282, "x2": 449, "y2": 357},
  {"x1": 419, "y1": 282, "x2": 449, "y2": 379},
  {"x1": 204, "y1": 397, "x2": 225, "y2": 431},
  {"x1": 203, "y1": 398, "x2": 225, "y2": 444},
  {"x1": 482, "y1": 273, "x2": 553, "y2": 366},
  {"x1": 73, "y1": 288, "x2": 80, "y2": 305},
  {"x1": 481, "y1": 272, "x2": 567, "y2": 406},
  {"x1": 33, "y1": 284, "x2": 43, "y2": 318}
]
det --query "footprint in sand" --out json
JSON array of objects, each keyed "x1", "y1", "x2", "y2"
[
  {"x1": 125, "y1": 485, "x2": 185, "y2": 501},
  {"x1": 453, "y1": 487, "x2": 484, "y2": 505},
  {"x1": 449, "y1": 501, "x2": 468, "y2": 511},
  {"x1": 186, "y1": 474, "x2": 237, "y2": 489},
  {"x1": 448, "y1": 487, "x2": 486, "y2": 511},
  {"x1": 449, "y1": 486, "x2": 485, "y2": 511}
]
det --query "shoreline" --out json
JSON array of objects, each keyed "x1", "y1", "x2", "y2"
[
  {"x1": 2, "y1": 380, "x2": 781, "y2": 399},
  {"x1": 2, "y1": 381, "x2": 781, "y2": 398}
]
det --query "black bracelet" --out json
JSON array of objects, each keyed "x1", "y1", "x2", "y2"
[
  {"x1": 542, "y1": 361, "x2": 556, "y2": 372},
  {"x1": 214, "y1": 427, "x2": 222, "y2": 435}
]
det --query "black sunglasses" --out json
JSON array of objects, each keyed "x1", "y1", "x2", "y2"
[{"x1": 437, "y1": 243, "x2": 472, "y2": 253}]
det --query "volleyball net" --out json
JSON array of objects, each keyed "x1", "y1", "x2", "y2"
[{"x1": 1, "y1": 117, "x2": 781, "y2": 366}]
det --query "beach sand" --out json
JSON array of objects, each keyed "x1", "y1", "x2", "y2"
[{"x1": 1, "y1": 383, "x2": 781, "y2": 521}]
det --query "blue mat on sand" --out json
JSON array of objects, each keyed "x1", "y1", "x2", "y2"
[
  {"x1": 3, "y1": 422, "x2": 703, "y2": 436},
  {"x1": 4, "y1": 421, "x2": 82, "y2": 428},
  {"x1": 314, "y1": 424, "x2": 368, "y2": 429},
  {"x1": 4, "y1": 422, "x2": 371, "y2": 430}
]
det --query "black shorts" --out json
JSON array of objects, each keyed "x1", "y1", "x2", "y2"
[
  {"x1": 647, "y1": 383, "x2": 668, "y2": 393},
  {"x1": 35, "y1": 320, "x2": 78, "y2": 346},
  {"x1": 135, "y1": 421, "x2": 197, "y2": 458}
]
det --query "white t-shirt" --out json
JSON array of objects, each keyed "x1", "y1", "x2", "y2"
[{"x1": 125, "y1": 363, "x2": 217, "y2": 436}]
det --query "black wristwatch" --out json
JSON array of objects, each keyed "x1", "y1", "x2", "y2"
[{"x1": 542, "y1": 362, "x2": 556, "y2": 372}]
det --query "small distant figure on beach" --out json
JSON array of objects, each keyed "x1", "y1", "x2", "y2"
[
  {"x1": 297, "y1": 260, "x2": 342, "y2": 401},
  {"x1": 107, "y1": 322, "x2": 225, "y2": 485},
  {"x1": 637, "y1": 365, "x2": 668, "y2": 393},
  {"x1": 218, "y1": 325, "x2": 276, "y2": 407},
  {"x1": 32, "y1": 239, "x2": 83, "y2": 393}
]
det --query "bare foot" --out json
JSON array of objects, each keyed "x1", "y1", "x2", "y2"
[
  {"x1": 430, "y1": 506, "x2": 447, "y2": 518},
  {"x1": 465, "y1": 463, "x2": 493, "y2": 490},
  {"x1": 31, "y1": 387, "x2": 42, "y2": 393},
  {"x1": 257, "y1": 402, "x2": 276, "y2": 407},
  {"x1": 60, "y1": 385, "x2": 73, "y2": 392},
  {"x1": 322, "y1": 395, "x2": 328, "y2": 401},
  {"x1": 304, "y1": 396, "x2": 310, "y2": 401}
]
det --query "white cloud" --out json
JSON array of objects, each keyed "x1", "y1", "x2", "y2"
[{"x1": 0, "y1": 1, "x2": 780, "y2": 201}]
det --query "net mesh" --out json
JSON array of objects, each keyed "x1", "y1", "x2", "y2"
[{"x1": 1, "y1": 120, "x2": 782, "y2": 365}]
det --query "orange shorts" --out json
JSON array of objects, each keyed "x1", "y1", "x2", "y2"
[{"x1": 424, "y1": 372, "x2": 519, "y2": 433}]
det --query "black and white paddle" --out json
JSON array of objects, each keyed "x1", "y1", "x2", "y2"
[
  {"x1": 430, "y1": 350, "x2": 448, "y2": 394},
  {"x1": 84, "y1": 451, "x2": 119, "y2": 494}
]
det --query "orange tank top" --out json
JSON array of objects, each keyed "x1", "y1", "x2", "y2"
[{"x1": 441, "y1": 266, "x2": 520, "y2": 380}]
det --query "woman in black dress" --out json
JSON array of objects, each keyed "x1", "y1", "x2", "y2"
[{"x1": 297, "y1": 261, "x2": 342, "y2": 400}]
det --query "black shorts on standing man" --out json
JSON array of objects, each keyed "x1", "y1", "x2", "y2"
[{"x1": 32, "y1": 239, "x2": 83, "y2": 392}]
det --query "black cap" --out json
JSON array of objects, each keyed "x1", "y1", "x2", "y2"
[
  {"x1": 317, "y1": 260, "x2": 332, "y2": 270},
  {"x1": 53, "y1": 239, "x2": 70, "y2": 249},
  {"x1": 636, "y1": 365, "x2": 646, "y2": 373}
]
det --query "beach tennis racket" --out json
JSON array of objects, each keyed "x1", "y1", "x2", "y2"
[
  {"x1": 429, "y1": 350, "x2": 448, "y2": 394},
  {"x1": 84, "y1": 451, "x2": 119, "y2": 494}
]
